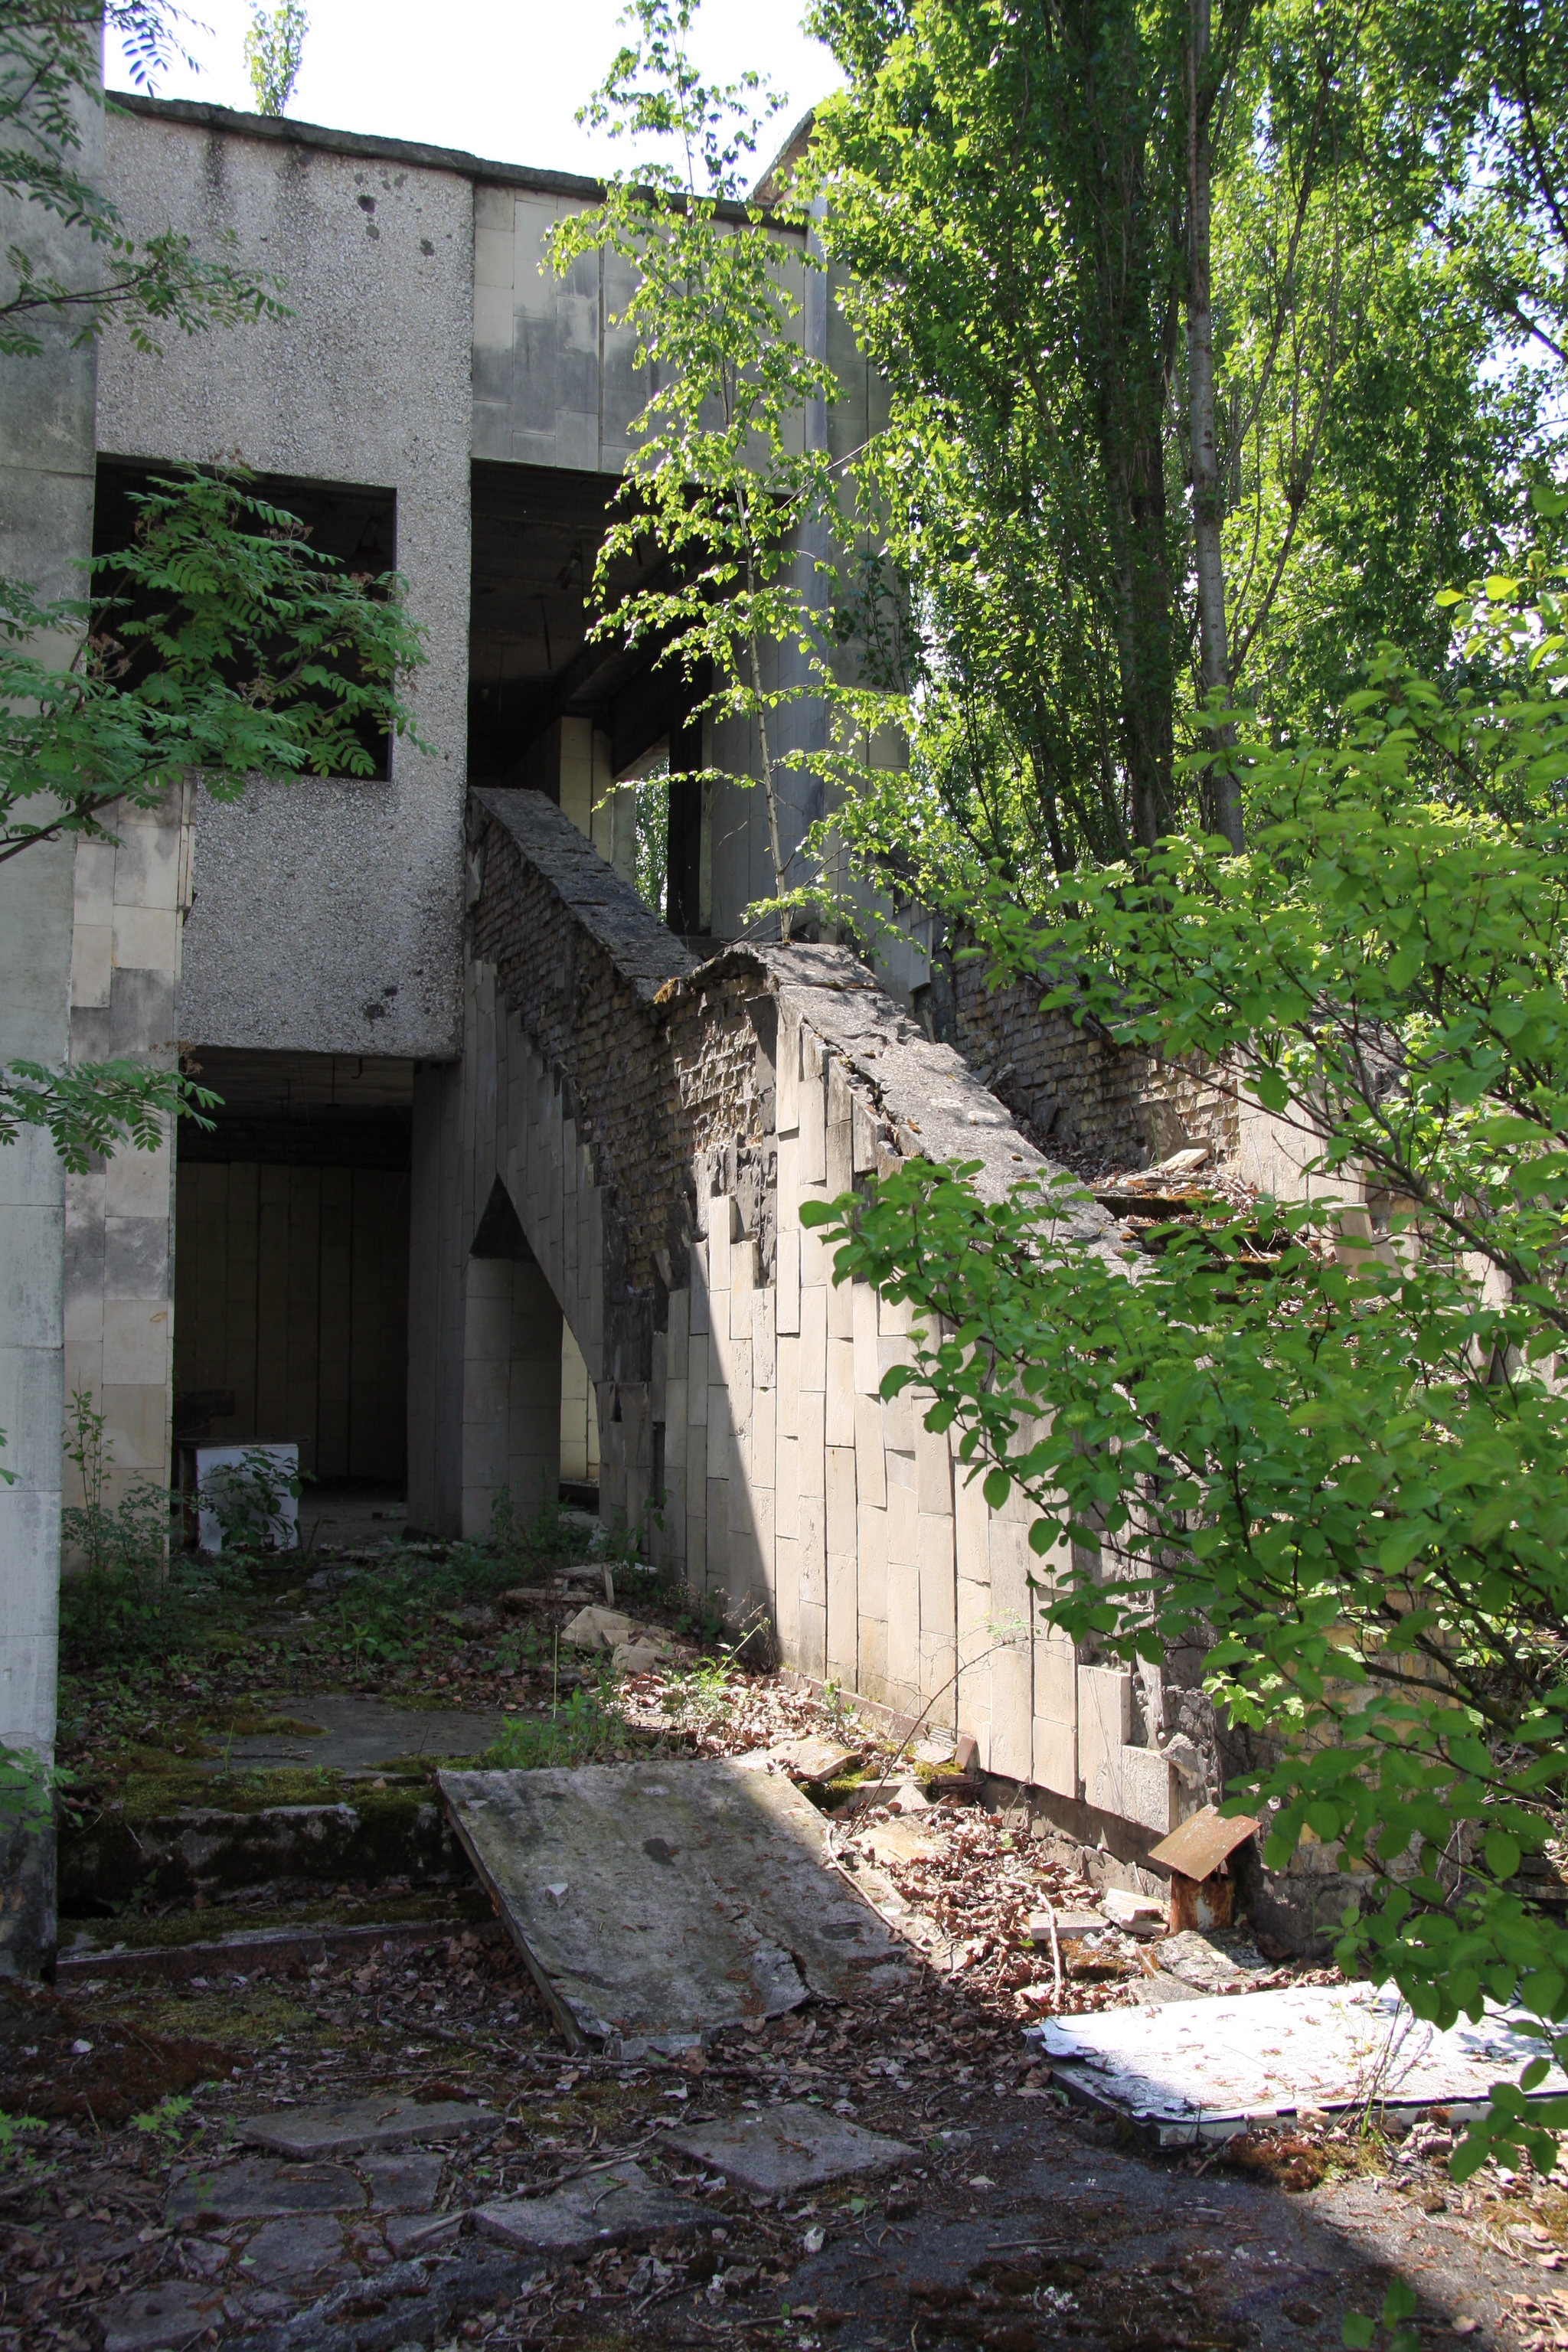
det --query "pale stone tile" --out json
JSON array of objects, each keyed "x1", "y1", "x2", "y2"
[
  {"x1": 799, "y1": 1494, "x2": 826, "y2": 1605},
  {"x1": 111, "y1": 902, "x2": 177, "y2": 974},
  {"x1": 799, "y1": 1282, "x2": 827, "y2": 1392},
  {"x1": 858, "y1": 1612, "x2": 889, "y2": 1701},
  {"x1": 751, "y1": 1287, "x2": 776, "y2": 1387},
  {"x1": 887, "y1": 1476, "x2": 917, "y2": 1575},
  {"x1": 1031, "y1": 1715, "x2": 1076, "y2": 1799},
  {"x1": 798, "y1": 1390, "x2": 825, "y2": 1494},
  {"x1": 475, "y1": 225, "x2": 514, "y2": 288},
  {"x1": 915, "y1": 1413, "x2": 952, "y2": 1517},
  {"x1": 878, "y1": 1337, "x2": 916, "y2": 1449},
  {"x1": 475, "y1": 185, "x2": 514, "y2": 230},
  {"x1": 775, "y1": 1534, "x2": 800, "y2": 1659},
  {"x1": 775, "y1": 1331, "x2": 798, "y2": 1438},
  {"x1": 825, "y1": 1442, "x2": 856, "y2": 1554},
  {"x1": 954, "y1": 1459, "x2": 989, "y2": 1583},
  {"x1": 878, "y1": 1286, "x2": 914, "y2": 1338},
  {"x1": 688, "y1": 1331, "x2": 708, "y2": 1419},
  {"x1": 473, "y1": 282, "x2": 514, "y2": 350},
  {"x1": 775, "y1": 1433, "x2": 799, "y2": 1539},
  {"x1": 798, "y1": 1595, "x2": 827, "y2": 1681},
  {"x1": 827, "y1": 1548, "x2": 858, "y2": 1684},
  {"x1": 775, "y1": 1227, "x2": 799, "y2": 1333},
  {"x1": 729, "y1": 1240, "x2": 756, "y2": 1337},
  {"x1": 854, "y1": 1393, "x2": 886, "y2": 1511},
  {"x1": 826, "y1": 1260, "x2": 852, "y2": 1340},
  {"x1": 800, "y1": 1070, "x2": 826, "y2": 1184},
  {"x1": 752, "y1": 1384, "x2": 776, "y2": 1490},
  {"x1": 72, "y1": 840, "x2": 116, "y2": 928},
  {"x1": 70, "y1": 923, "x2": 111, "y2": 1009},
  {"x1": 1093, "y1": 1743, "x2": 1178, "y2": 1834},
  {"x1": 112, "y1": 818, "x2": 181, "y2": 911},
  {"x1": 1077, "y1": 1664, "x2": 1132, "y2": 1809},
  {"x1": 101, "y1": 1297, "x2": 168, "y2": 1387},
  {"x1": 851, "y1": 1280, "x2": 880, "y2": 1394},
  {"x1": 1034, "y1": 1625, "x2": 1076, "y2": 1721},
  {"x1": 103, "y1": 1132, "x2": 171, "y2": 1219},
  {"x1": 857, "y1": 1501, "x2": 888, "y2": 1619},
  {"x1": 776, "y1": 1012, "x2": 800, "y2": 1134},
  {"x1": 825, "y1": 1336, "x2": 854, "y2": 1447}
]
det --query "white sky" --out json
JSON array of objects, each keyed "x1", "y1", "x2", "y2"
[{"x1": 106, "y1": 1, "x2": 841, "y2": 182}]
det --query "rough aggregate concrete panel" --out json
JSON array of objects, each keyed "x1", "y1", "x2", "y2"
[{"x1": 97, "y1": 109, "x2": 473, "y2": 1059}]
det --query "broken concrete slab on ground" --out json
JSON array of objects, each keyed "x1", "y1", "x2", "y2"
[
  {"x1": 474, "y1": 2160, "x2": 701, "y2": 2256},
  {"x1": 438, "y1": 1757, "x2": 907, "y2": 2051},
  {"x1": 662, "y1": 2101, "x2": 913, "y2": 2194},
  {"x1": 238, "y1": 2094, "x2": 501, "y2": 2159},
  {"x1": 1032, "y1": 1980, "x2": 1568, "y2": 2145}
]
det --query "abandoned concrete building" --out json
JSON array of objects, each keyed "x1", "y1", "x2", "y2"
[{"x1": 0, "y1": 90, "x2": 1325, "y2": 1971}]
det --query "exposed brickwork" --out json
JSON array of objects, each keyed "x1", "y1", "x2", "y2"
[{"x1": 951, "y1": 952, "x2": 1239, "y2": 1172}]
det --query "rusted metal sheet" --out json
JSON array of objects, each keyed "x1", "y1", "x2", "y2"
[{"x1": 1147, "y1": 1804, "x2": 1259, "y2": 1881}]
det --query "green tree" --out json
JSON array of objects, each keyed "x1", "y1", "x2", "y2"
[
  {"x1": 809, "y1": 532, "x2": 1568, "y2": 2177},
  {"x1": 805, "y1": 0, "x2": 1555, "y2": 884},
  {"x1": 551, "y1": 0, "x2": 858, "y2": 939},
  {"x1": 243, "y1": 0, "x2": 307, "y2": 119}
]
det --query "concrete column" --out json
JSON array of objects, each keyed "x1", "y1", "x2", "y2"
[
  {"x1": 507, "y1": 1261, "x2": 563, "y2": 1521},
  {"x1": 0, "y1": 42, "x2": 101, "y2": 1973}
]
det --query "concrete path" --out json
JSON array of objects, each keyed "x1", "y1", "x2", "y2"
[{"x1": 200, "y1": 1693, "x2": 505, "y2": 1776}]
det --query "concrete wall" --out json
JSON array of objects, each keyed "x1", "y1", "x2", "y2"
[
  {"x1": 0, "y1": 52, "x2": 103, "y2": 1970},
  {"x1": 96, "y1": 103, "x2": 475, "y2": 1063}
]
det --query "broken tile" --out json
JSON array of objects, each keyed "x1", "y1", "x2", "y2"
[
  {"x1": 98, "y1": 2280, "x2": 227, "y2": 2352},
  {"x1": 361, "y1": 2148, "x2": 446, "y2": 2211},
  {"x1": 561, "y1": 1604, "x2": 639, "y2": 1651},
  {"x1": 383, "y1": 2207, "x2": 466, "y2": 2259},
  {"x1": 238, "y1": 2096, "x2": 499, "y2": 2159},
  {"x1": 773, "y1": 1733, "x2": 861, "y2": 1784},
  {"x1": 473, "y1": 2160, "x2": 701, "y2": 2254},
  {"x1": 238, "y1": 2213, "x2": 354, "y2": 2288},
  {"x1": 1026, "y1": 1909, "x2": 1104, "y2": 1943},
  {"x1": 166, "y1": 2155, "x2": 366, "y2": 2223},
  {"x1": 1101, "y1": 1888, "x2": 1167, "y2": 1935},
  {"x1": 858, "y1": 1818, "x2": 939, "y2": 1867},
  {"x1": 662, "y1": 2101, "x2": 913, "y2": 2194}
]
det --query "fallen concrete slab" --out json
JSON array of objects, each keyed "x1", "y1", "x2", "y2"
[
  {"x1": 98, "y1": 2280, "x2": 228, "y2": 2352},
  {"x1": 662, "y1": 2101, "x2": 913, "y2": 2193},
  {"x1": 167, "y1": 2157, "x2": 365, "y2": 2223},
  {"x1": 438, "y1": 1759, "x2": 906, "y2": 2051},
  {"x1": 238, "y1": 2096, "x2": 500, "y2": 2159},
  {"x1": 473, "y1": 2160, "x2": 701, "y2": 2254},
  {"x1": 1032, "y1": 1981, "x2": 1568, "y2": 2145}
]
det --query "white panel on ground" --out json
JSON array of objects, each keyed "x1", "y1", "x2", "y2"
[{"x1": 1033, "y1": 1983, "x2": 1568, "y2": 2146}]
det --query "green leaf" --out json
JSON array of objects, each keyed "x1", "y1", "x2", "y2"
[
  {"x1": 1342, "y1": 2317, "x2": 1375, "y2": 2349},
  {"x1": 1486, "y1": 1831, "x2": 1523, "y2": 1881}
]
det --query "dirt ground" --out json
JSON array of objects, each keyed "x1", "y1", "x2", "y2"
[{"x1": 15, "y1": 1528, "x2": 1566, "y2": 2352}]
